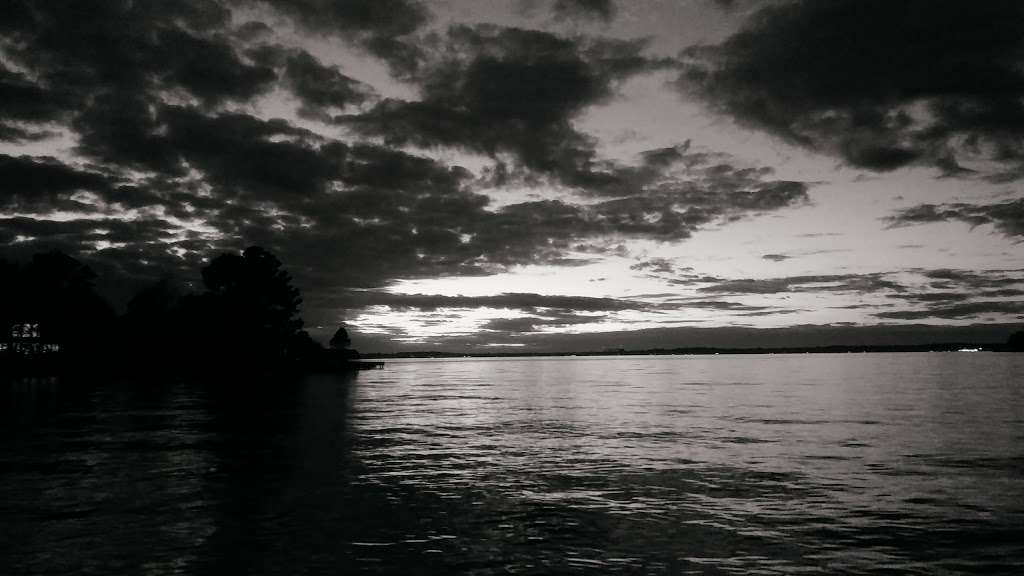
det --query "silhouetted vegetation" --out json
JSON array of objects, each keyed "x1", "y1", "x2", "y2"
[
  {"x1": 330, "y1": 325, "x2": 359, "y2": 360},
  {"x1": 0, "y1": 251, "x2": 115, "y2": 365},
  {"x1": 1009, "y1": 331, "x2": 1024, "y2": 352},
  {"x1": 1, "y1": 247, "x2": 367, "y2": 374},
  {"x1": 330, "y1": 326, "x2": 351, "y2": 350}
]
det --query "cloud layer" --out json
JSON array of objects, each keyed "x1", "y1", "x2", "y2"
[
  {"x1": 2, "y1": 0, "x2": 1021, "y2": 348},
  {"x1": 887, "y1": 199, "x2": 1024, "y2": 237},
  {"x1": 0, "y1": 0, "x2": 812, "y2": 331},
  {"x1": 679, "y1": 0, "x2": 1024, "y2": 177}
]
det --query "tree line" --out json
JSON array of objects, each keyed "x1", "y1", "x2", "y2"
[{"x1": 0, "y1": 246, "x2": 355, "y2": 372}]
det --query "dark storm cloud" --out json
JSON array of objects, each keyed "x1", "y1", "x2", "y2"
[
  {"x1": 467, "y1": 163, "x2": 808, "y2": 255},
  {"x1": 0, "y1": 155, "x2": 115, "y2": 211},
  {"x1": 71, "y1": 93, "x2": 181, "y2": 174},
  {"x1": 251, "y1": 0, "x2": 430, "y2": 75},
  {"x1": 858, "y1": 267, "x2": 1024, "y2": 320},
  {"x1": 0, "y1": 1, "x2": 271, "y2": 108},
  {"x1": 255, "y1": 0, "x2": 427, "y2": 37},
  {"x1": 875, "y1": 301, "x2": 1024, "y2": 320},
  {"x1": 0, "y1": 124, "x2": 57, "y2": 143},
  {"x1": 918, "y1": 268, "x2": 1024, "y2": 291},
  {"x1": 678, "y1": 0, "x2": 1024, "y2": 178},
  {"x1": 1, "y1": 0, "x2": 815, "y2": 333},
  {"x1": 630, "y1": 258, "x2": 676, "y2": 274},
  {"x1": 883, "y1": 286, "x2": 1023, "y2": 303},
  {"x1": 157, "y1": 106, "x2": 342, "y2": 201},
  {"x1": 321, "y1": 290, "x2": 796, "y2": 330},
  {"x1": 737, "y1": 309, "x2": 803, "y2": 317},
  {"x1": 283, "y1": 51, "x2": 375, "y2": 120},
  {"x1": 160, "y1": 29, "x2": 278, "y2": 105},
  {"x1": 0, "y1": 64, "x2": 72, "y2": 125},
  {"x1": 892, "y1": 292, "x2": 971, "y2": 304},
  {"x1": 0, "y1": 1, "x2": 395, "y2": 144},
  {"x1": 672, "y1": 300, "x2": 772, "y2": 312},
  {"x1": 73, "y1": 101, "x2": 344, "y2": 201},
  {"x1": 699, "y1": 274, "x2": 904, "y2": 295},
  {"x1": 462, "y1": 151, "x2": 810, "y2": 256},
  {"x1": 342, "y1": 24, "x2": 667, "y2": 189},
  {"x1": 0, "y1": 216, "x2": 182, "y2": 250},
  {"x1": 277, "y1": 147, "x2": 805, "y2": 287},
  {"x1": 330, "y1": 291, "x2": 650, "y2": 313},
  {"x1": 553, "y1": 0, "x2": 616, "y2": 22},
  {"x1": 886, "y1": 199, "x2": 1024, "y2": 237},
  {"x1": 482, "y1": 312, "x2": 602, "y2": 333}
]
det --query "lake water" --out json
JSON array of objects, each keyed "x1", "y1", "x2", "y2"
[{"x1": 2, "y1": 353, "x2": 1023, "y2": 574}]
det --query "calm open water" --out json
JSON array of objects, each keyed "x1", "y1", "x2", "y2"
[{"x1": 2, "y1": 353, "x2": 1023, "y2": 575}]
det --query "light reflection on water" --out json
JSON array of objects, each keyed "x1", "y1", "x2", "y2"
[{"x1": 2, "y1": 354, "x2": 1023, "y2": 574}]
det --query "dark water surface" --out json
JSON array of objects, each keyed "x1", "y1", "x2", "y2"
[{"x1": 2, "y1": 354, "x2": 1023, "y2": 574}]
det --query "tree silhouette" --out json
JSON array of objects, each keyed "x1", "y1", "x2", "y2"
[
  {"x1": 329, "y1": 326, "x2": 351, "y2": 350},
  {"x1": 191, "y1": 246, "x2": 306, "y2": 365},
  {"x1": 120, "y1": 277, "x2": 186, "y2": 361},
  {"x1": 1008, "y1": 331, "x2": 1024, "y2": 352},
  {"x1": 0, "y1": 251, "x2": 114, "y2": 360},
  {"x1": 1, "y1": 247, "x2": 369, "y2": 372}
]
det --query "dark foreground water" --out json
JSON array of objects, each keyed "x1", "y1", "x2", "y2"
[{"x1": 2, "y1": 354, "x2": 1023, "y2": 575}]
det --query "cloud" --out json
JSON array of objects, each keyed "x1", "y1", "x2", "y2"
[
  {"x1": 0, "y1": 64, "x2": 72, "y2": 125},
  {"x1": 885, "y1": 199, "x2": 1024, "y2": 237},
  {"x1": 8, "y1": 119, "x2": 805, "y2": 319},
  {"x1": 630, "y1": 257, "x2": 676, "y2": 274},
  {"x1": 694, "y1": 268, "x2": 1023, "y2": 324},
  {"x1": 892, "y1": 292, "x2": 971, "y2": 303},
  {"x1": 0, "y1": 2, "x2": 385, "y2": 146},
  {"x1": 252, "y1": 0, "x2": 430, "y2": 75},
  {"x1": 481, "y1": 312, "x2": 603, "y2": 333},
  {"x1": 678, "y1": 0, "x2": 1024, "y2": 178},
  {"x1": 875, "y1": 301, "x2": 1024, "y2": 320},
  {"x1": 329, "y1": 291, "x2": 651, "y2": 313},
  {"x1": 322, "y1": 289, "x2": 804, "y2": 345},
  {"x1": 863, "y1": 267, "x2": 1024, "y2": 320},
  {"x1": 159, "y1": 28, "x2": 278, "y2": 105},
  {"x1": 341, "y1": 24, "x2": 667, "y2": 189},
  {"x1": 0, "y1": 1, "x2": 268, "y2": 109},
  {"x1": 157, "y1": 106, "x2": 343, "y2": 201},
  {"x1": 0, "y1": 155, "x2": 116, "y2": 212},
  {"x1": 553, "y1": 0, "x2": 616, "y2": 22},
  {"x1": 0, "y1": 0, "x2": 814, "y2": 336},
  {"x1": 919, "y1": 268, "x2": 1024, "y2": 290},
  {"x1": 672, "y1": 300, "x2": 772, "y2": 312},
  {"x1": 698, "y1": 273, "x2": 904, "y2": 295},
  {"x1": 283, "y1": 51, "x2": 375, "y2": 120}
]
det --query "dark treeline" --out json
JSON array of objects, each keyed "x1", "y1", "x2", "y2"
[{"x1": 0, "y1": 246, "x2": 360, "y2": 374}]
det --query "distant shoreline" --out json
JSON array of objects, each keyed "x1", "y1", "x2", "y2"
[{"x1": 364, "y1": 342, "x2": 1020, "y2": 359}]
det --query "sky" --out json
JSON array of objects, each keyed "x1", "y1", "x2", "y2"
[{"x1": 1, "y1": 0, "x2": 1022, "y2": 352}]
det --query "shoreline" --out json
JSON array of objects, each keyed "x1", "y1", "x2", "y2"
[{"x1": 363, "y1": 342, "x2": 1021, "y2": 359}]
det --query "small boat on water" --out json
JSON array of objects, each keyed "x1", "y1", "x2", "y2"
[{"x1": 957, "y1": 347, "x2": 982, "y2": 352}]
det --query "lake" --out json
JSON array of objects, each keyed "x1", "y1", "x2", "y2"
[{"x1": 2, "y1": 353, "x2": 1022, "y2": 574}]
